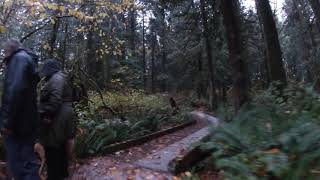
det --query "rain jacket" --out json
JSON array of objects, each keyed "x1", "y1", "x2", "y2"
[
  {"x1": 0, "y1": 49, "x2": 39, "y2": 137},
  {"x1": 39, "y1": 60, "x2": 76, "y2": 147}
]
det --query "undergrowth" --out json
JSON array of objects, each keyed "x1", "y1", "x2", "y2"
[
  {"x1": 200, "y1": 84, "x2": 320, "y2": 180},
  {"x1": 75, "y1": 90, "x2": 191, "y2": 158}
]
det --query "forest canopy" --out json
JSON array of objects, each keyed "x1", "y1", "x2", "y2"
[{"x1": 0, "y1": 0, "x2": 319, "y2": 109}]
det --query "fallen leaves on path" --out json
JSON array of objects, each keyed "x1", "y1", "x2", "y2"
[{"x1": 71, "y1": 116, "x2": 210, "y2": 180}]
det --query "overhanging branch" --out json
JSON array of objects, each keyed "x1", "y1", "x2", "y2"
[
  {"x1": 20, "y1": 15, "x2": 74, "y2": 43},
  {"x1": 20, "y1": 20, "x2": 51, "y2": 43}
]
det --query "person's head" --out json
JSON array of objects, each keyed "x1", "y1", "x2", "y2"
[
  {"x1": 3, "y1": 38, "x2": 22, "y2": 58},
  {"x1": 39, "y1": 59, "x2": 62, "y2": 79}
]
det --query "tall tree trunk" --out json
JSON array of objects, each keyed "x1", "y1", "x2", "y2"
[
  {"x1": 221, "y1": 0, "x2": 249, "y2": 111},
  {"x1": 200, "y1": 0, "x2": 217, "y2": 109},
  {"x1": 150, "y1": 18, "x2": 157, "y2": 93},
  {"x1": 151, "y1": 50, "x2": 155, "y2": 93},
  {"x1": 293, "y1": 0, "x2": 315, "y2": 82},
  {"x1": 49, "y1": 16, "x2": 59, "y2": 57},
  {"x1": 142, "y1": 11, "x2": 147, "y2": 91},
  {"x1": 85, "y1": 5, "x2": 105, "y2": 87},
  {"x1": 48, "y1": 0, "x2": 61, "y2": 57},
  {"x1": 197, "y1": 48, "x2": 206, "y2": 99},
  {"x1": 86, "y1": 28, "x2": 96, "y2": 80},
  {"x1": 256, "y1": 8, "x2": 270, "y2": 87},
  {"x1": 263, "y1": 48, "x2": 271, "y2": 86},
  {"x1": 297, "y1": 0, "x2": 318, "y2": 82},
  {"x1": 160, "y1": 0, "x2": 167, "y2": 92},
  {"x1": 255, "y1": 0, "x2": 287, "y2": 85},
  {"x1": 103, "y1": 54, "x2": 111, "y2": 88},
  {"x1": 128, "y1": 1, "x2": 136, "y2": 55},
  {"x1": 62, "y1": 20, "x2": 68, "y2": 69},
  {"x1": 86, "y1": 5, "x2": 96, "y2": 82},
  {"x1": 308, "y1": 0, "x2": 320, "y2": 32}
]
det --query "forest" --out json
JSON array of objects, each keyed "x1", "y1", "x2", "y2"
[{"x1": 1, "y1": 0, "x2": 320, "y2": 179}]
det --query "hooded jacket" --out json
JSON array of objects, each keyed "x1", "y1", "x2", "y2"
[
  {"x1": 39, "y1": 60, "x2": 75, "y2": 147},
  {"x1": 0, "y1": 49, "x2": 39, "y2": 137}
]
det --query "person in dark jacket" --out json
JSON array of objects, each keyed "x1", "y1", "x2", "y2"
[
  {"x1": 36, "y1": 59, "x2": 76, "y2": 180},
  {"x1": 0, "y1": 39, "x2": 40, "y2": 180}
]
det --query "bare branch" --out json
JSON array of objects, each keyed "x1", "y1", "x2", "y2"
[
  {"x1": 20, "y1": 15, "x2": 73, "y2": 43},
  {"x1": 20, "y1": 20, "x2": 51, "y2": 43},
  {"x1": 78, "y1": 67, "x2": 120, "y2": 117}
]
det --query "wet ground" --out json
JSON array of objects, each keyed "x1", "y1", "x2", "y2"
[{"x1": 71, "y1": 112, "x2": 211, "y2": 180}]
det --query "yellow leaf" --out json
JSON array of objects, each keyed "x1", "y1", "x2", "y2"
[
  {"x1": 31, "y1": 7, "x2": 36, "y2": 16},
  {"x1": 25, "y1": 21, "x2": 33, "y2": 27},
  {"x1": 47, "y1": 4, "x2": 58, "y2": 10},
  {"x1": 51, "y1": 19, "x2": 56, "y2": 25},
  {"x1": 40, "y1": 13, "x2": 47, "y2": 19},
  {"x1": 68, "y1": 9, "x2": 75, "y2": 16},
  {"x1": 0, "y1": 26, "x2": 6, "y2": 33},
  {"x1": 59, "y1": 6, "x2": 66, "y2": 13}
]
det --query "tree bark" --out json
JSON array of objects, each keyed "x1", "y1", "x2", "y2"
[
  {"x1": 142, "y1": 11, "x2": 147, "y2": 91},
  {"x1": 160, "y1": 0, "x2": 167, "y2": 92},
  {"x1": 200, "y1": 0, "x2": 217, "y2": 109},
  {"x1": 197, "y1": 48, "x2": 206, "y2": 99},
  {"x1": 255, "y1": 0, "x2": 287, "y2": 85},
  {"x1": 293, "y1": 0, "x2": 313, "y2": 83},
  {"x1": 86, "y1": 28, "x2": 96, "y2": 80},
  {"x1": 49, "y1": 16, "x2": 60, "y2": 57},
  {"x1": 256, "y1": 8, "x2": 270, "y2": 87},
  {"x1": 308, "y1": 0, "x2": 320, "y2": 32},
  {"x1": 128, "y1": 1, "x2": 136, "y2": 55},
  {"x1": 221, "y1": 0, "x2": 249, "y2": 111},
  {"x1": 150, "y1": 18, "x2": 157, "y2": 93},
  {"x1": 85, "y1": 5, "x2": 105, "y2": 87},
  {"x1": 62, "y1": 20, "x2": 68, "y2": 69},
  {"x1": 151, "y1": 50, "x2": 156, "y2": 93}
]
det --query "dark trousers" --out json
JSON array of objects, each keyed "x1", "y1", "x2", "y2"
[
  {"x1": 45, "y1": 144, "x2": 69, "y2": 180},
  {"x1": 4, "y1": 136, "x2": 40, "y2": 180}
]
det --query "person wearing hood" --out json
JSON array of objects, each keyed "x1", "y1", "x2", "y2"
[
  {"x1": 0, "y1": 39, "x2": 40, "y2": 180},
  {"x1": 36, "y1": 59, "x2": 76, "y2": 180}
]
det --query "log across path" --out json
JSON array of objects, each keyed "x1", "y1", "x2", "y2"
[{"x1": 71, "y1": 112, "x2": 219, "y2": 180}]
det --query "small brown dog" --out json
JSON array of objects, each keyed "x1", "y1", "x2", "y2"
[{"x1": 34, "y1": 143, "x2": 46, "y2": 180}]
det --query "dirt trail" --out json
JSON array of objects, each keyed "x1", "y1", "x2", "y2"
[{"x1": 71, "y1": 113, "x2": 210, "y2": 180}]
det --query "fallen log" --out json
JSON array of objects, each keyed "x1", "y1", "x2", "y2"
[{"x1": 102, "y1": 119, "x2": 196, "y2": 155}]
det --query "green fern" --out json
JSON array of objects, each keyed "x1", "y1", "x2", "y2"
[{"x1": 200, "y1": 85, "x2": 320, "y2": 179}]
